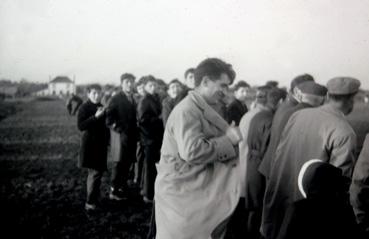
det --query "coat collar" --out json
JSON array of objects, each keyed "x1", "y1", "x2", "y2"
[
  {"x1": 320, "y1": 103, "x2": 345, "y2": 119},
  {"x1": 188, "y1": 91, "x2": 229, "y2": 132}
]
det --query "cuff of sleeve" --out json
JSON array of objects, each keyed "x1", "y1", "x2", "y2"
[{"x1": 214, "y1": 136, "x2": 237, "y2": 162}]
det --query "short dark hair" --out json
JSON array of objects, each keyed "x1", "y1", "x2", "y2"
[
  {"x1": 233, "y1": 80, "x2": 250, "y2": 91},
  {"x1": 290, "y1": 74, "x2": 314, "y2": 91},
  {"x1": 266, "y1": 80, "x2": 279, "y2": 88},
  {"x1": 120, "y1": 73, "x2": 136, "y2": 84},
  {"x1": 184, "y1": 68, "x2": 195, "y2": 78},
  {"x1": 87, "y1": 84, "x2": 102, "y2": 92},
  {"x1": 168, "y1": 79, "x2": 182, "y2": 87},
  {"x1": 194, "y1": 58, "x2": 236, "y2": 87},
  {"x1": 138, "y1": 75, "x2": 156, "y2": 86}
]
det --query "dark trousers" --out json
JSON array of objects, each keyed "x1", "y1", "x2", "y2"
[
  {"x1": 134, "y1": 141, "x2": 145, "y2": 186},
  {"x1": 142, "y1": 144, "x2": 160, "y2": 200},
  {"x1": 86, "y1": 169, "x2": 103, "y2": 204},
  {"x1": 246, "y1": 209, "x2": 262, "y2": 239},
  {"x1": 111, "y1": 159, "x2": 134, "y2": 191},
  {"x1": 225, "y1": 198, "x2": 248, "y2": 238}
]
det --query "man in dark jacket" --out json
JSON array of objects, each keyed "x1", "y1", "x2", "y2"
[
  {"x1": 137, "y1": 75, "x2": 164, "y2": 202},
  {"x1": 105, "y1": 73, "x2": 138, "y2": 200},
  {"x1": 67, "y1": 93, "x2": 83, "y2": 115},
  {"x1": 77, "y1": 84, "x2": 109, "y2": 211},
  {"x1": 259, "y1": 74, "x2": 315, "y2": 179},
  {"x1": 161, "y1": 79, "x2": 183, "y2": 127},
  {"x1": 226, "y1": 80, "x2": 249, "y2": 126}
]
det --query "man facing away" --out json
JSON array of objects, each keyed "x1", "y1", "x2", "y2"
[
  {"x1": 261, "y1": 77, "x2": 360, "y2": 239},
  {"x1": 155, "y1": 58, "x2": 243, "y2": 239},
  {"x1": 105, "y1": 73, "x2": 138, "y2": 200},
  {"x1": 259, "y1": 74, "x2": 315, "y2": 179}
]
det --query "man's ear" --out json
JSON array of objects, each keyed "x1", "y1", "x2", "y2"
[{"x1": 201, "y1": 76, "x2": 210, "y2": 87}]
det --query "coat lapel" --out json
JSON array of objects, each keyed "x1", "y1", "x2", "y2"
[{"x1": 189, "y1": 91, "x2": 229, "y2": 133}]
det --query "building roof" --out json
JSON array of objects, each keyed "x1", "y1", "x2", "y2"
[
  {"x1": 50, "y1": 76, "x2": 73, "y2": 84},
  {"x1": 0, "y1": 86, "x2": 18, "y2": 95}
]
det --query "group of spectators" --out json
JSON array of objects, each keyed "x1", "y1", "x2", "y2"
[{"x1": 75, "y1": 57, "x2": 369, "y2": 239}]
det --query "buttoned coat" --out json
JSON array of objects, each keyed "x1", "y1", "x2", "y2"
[
  {"x1": 105, "y1": 91, "x2": 138, "y2": 162},
  {"x1": 77, "y1": 100, "x2": 109, "y2": 170},
  {"x1": 155, "y1": 91, "x2": 241, "y2": 239}
]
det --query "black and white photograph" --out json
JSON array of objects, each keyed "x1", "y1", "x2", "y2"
[{"x1": 1, "y1": 0, "x2": 369, "y2": 238}]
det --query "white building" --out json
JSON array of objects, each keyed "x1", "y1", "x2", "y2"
[{"x1": 35, "y1": 76, "x2": 76, "y2": 96}]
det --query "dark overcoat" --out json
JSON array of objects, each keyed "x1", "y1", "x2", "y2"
[
  {"x1": 105, "y1": 91, "x2": 138, "y2": 162},
  {"x1": 259, "y1": 100, "x2": 307, "y2": 178},
  {"x1": 137, "y1": 93, "x2": 164, "y2": 147},
  {"x1": 226, "y1": 99, "x2": 248, "y2": 126},
  {"x1": 77, "y1": 100, "x2": 109, "y2": 170}
]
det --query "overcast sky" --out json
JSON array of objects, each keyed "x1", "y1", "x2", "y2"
[{"x1": 0, "y1": 0, "x2": 368, "y2": 89}]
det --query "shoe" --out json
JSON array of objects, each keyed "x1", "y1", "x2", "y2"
[
  {"x1": 85, "y1": 203, "x2": 97, "y2": 211},
  {"x1": 109, "y1": 188, "x2": 126, "y2": 201}
]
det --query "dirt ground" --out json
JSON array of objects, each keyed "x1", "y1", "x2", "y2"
[
  {"x1": 1, "y1": 98, "x2": 369, "y2": 239},
  {"x1": 0, "y1": 98, "x2": 152, "y2": 239}
]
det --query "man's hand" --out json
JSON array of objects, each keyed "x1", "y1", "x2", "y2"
[
  {"x1": 95, "y1": 107, "x2": 105, "y2": 118},
  {"x1": 226, "y1": 121, "x2": 242, "y2": 145}
]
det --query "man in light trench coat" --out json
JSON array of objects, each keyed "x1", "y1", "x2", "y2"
[{"x1": 155, "y1": 58, "x2": 243, "y2": 239}]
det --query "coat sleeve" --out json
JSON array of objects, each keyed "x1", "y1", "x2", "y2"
[
  {"x1": 77, "y1": 104, "x2": 98, "y2": 131},
  {"x1": 172, "y1": 109, "x2": 236, "y2": 165},
  {"x1": 350, "y1": 134, "x2": 369, "y2": 230},
  {"x1": 329, "y1": 130, "x2": 357, "y2": 179},
  {"x1": 105, "y1": 96, "x2": 118, "y2": 130},
  {"x1": 161, "y1": 98, "x2": 173, "y2": 127}
]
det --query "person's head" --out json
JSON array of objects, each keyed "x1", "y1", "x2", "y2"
[
  {"x1": 156, "y1": 78, "x2": 168, "y2": 97},
  {"x1": 194, "y1": 58, "x2": 236, "y2": 105},
  {"x1": 266, "y1": 87, "x2": 285, "y2": 111},
  {"x1": 139, "y1": 75, "x2": 157, "y2": 95},
  {"x1": 266, "y1": 80, "x2": 279, "y2": 88},
  {"x1": 255, "y1": 85, "x2": 272, "y2": 106},
  {"x1": 184, "y1": 68, "x2": 195, "y2": 89},
  {"x1": 298, "y1": 159, "x2": 346, "y2": 200},
  {"x1": 135, "y1": 80, "x2": 146, "y2": 97},
  {"x1": 233, "y1": 80, "x2": 250, "y2": 102},
  {"x1": 120, "y1": 73, "x2": 136, "y2": 94},
  {"x1": 296, "y1": 81, "x2": 327, "y2": 107},
  {"x1": 327, "y1": 77, "x2": 361, "y2": 115},
  {"x1": 86, "y1": 84, "x2": 102, "y2": 104},
  {"x1": 290, "y1": 74, "x2": 315, "y2": 101},
  {"x1": 167, "y1": 79, "x2": 183, "y2": 99}
]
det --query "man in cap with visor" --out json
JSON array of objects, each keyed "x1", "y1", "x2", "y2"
[{"x1": 261, "y1": 77, "x2": 360, "y2": 239}]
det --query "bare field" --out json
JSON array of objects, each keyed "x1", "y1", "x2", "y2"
[{"x1": 0, "y1": 99, "x2": 151, "y2": 239}]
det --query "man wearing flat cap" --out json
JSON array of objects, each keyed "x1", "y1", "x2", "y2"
[{"x1": 260, "y1": 77, "x2": 360, "y2": 239}]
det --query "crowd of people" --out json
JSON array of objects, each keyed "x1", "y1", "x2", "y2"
[{"x1": 74, "y1": 57, "x2": 369, "y2": 239}]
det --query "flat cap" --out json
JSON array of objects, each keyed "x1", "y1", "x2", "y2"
[
  {"x1": 297, "y1": 81, "x2": 327, "y2": 96},
  {"x1": 327, "y1": 77, "x2": 361, "y2": 95}
]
